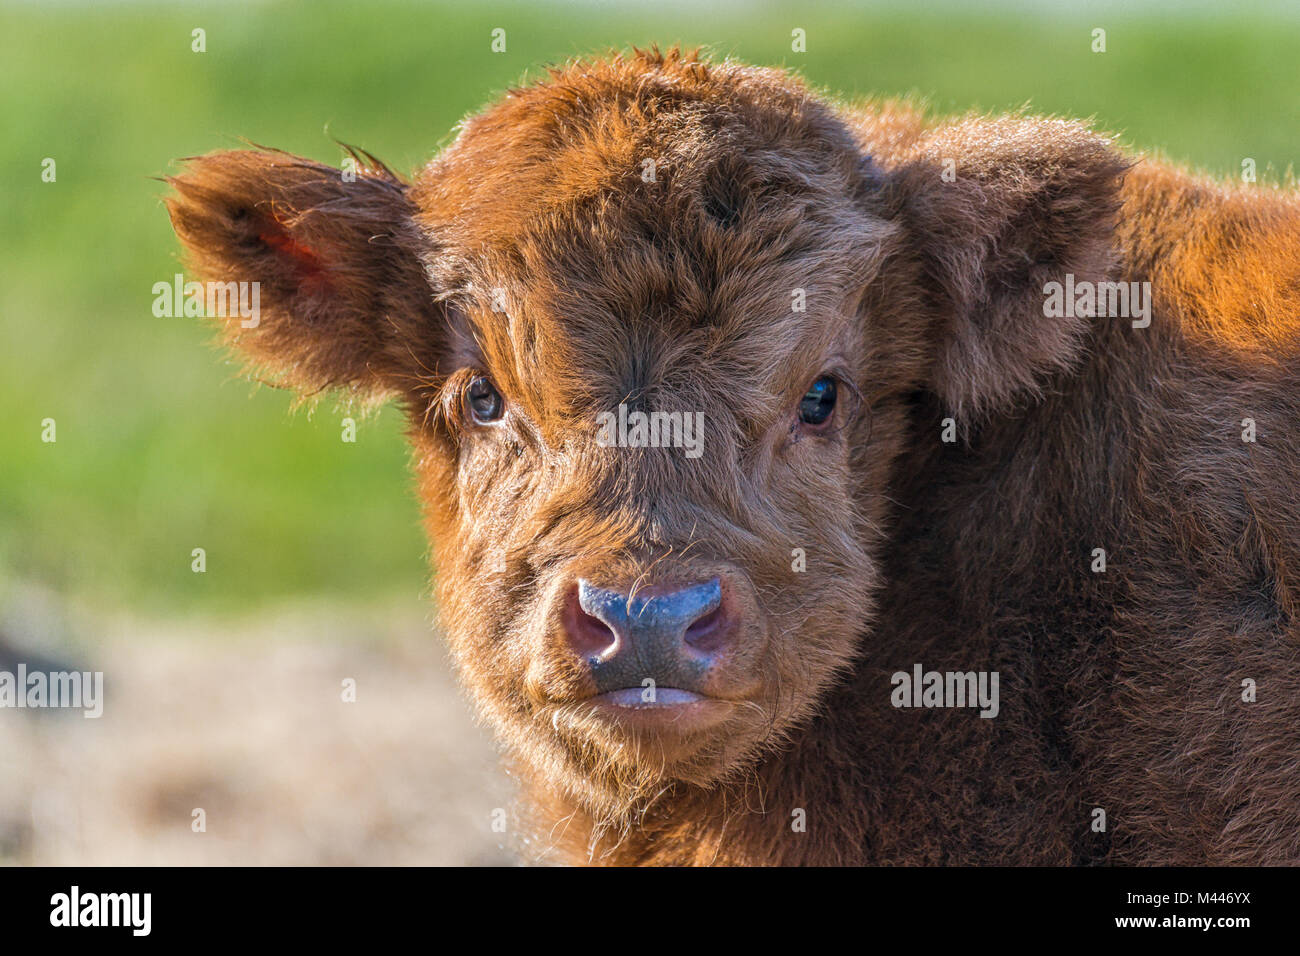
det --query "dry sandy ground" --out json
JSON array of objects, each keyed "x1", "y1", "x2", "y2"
[{"x1": 0, "y1": 599, "x2": 519, "y2": 865}]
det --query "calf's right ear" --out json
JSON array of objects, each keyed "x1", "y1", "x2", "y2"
[
  {"x1": 165, "y1": 149, "x2": 443, "y2": 398},
  {"x1": 891, "y1": 116, "x2": 1128, "y2": 421}
]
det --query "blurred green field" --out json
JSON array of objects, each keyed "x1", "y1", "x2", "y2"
[{"x1": 1, "y1": 1, "x2": 1297, "y2": 615}]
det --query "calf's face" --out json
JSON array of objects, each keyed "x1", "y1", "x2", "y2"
[{"x1": 167, "y1": 50, "x2": 1124, "y2": 822}]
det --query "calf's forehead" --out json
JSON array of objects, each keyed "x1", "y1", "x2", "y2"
[
  {"x1": 453, "y1": 216, "x2": 868, "y2": 435},
  {"x1": 418, "y1": 177, "x2": 882, "y2": 431},
  {"x1": 405, "y1": 56, "x2": 889, "y2": 427}
]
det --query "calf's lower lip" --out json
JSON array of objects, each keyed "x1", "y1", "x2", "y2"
[
  {"x1": 587, "y1": 687, "x2": 734, "y2": 731},
  {"x1": 597, "y1": 687, "x2": 704, "y2": 708}
]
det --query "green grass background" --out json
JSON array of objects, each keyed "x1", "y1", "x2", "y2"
[{"x1": 1, "y1": 1, "x2": 1297, "y2": 615}]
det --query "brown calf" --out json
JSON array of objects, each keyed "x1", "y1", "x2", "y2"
[{"x1": 166, "y1": 47, "x2": 1300, "y2": 865}]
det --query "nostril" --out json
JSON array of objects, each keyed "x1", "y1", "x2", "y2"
[
  {"x1": 683, "y1": 601, "x2": 729, "y2": 653},
  {"x1": 683, "y1": 604, "x2": 720, "y2": 641},
  {"x1": 564, "y1": 585, "x2": 619, "y2": 659}
]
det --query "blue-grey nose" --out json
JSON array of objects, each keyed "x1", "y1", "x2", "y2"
[{"x1": 568, "y1": 578, "x2": 730, "y2": 693}]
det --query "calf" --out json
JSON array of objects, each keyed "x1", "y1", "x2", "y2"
[{"x1": 166, "y1": 47, "x2": 1300, "y2": 865}]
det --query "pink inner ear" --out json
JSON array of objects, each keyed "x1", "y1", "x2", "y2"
[{"x1": 257, "y1": 224, "x2": 331, "y2": 288}]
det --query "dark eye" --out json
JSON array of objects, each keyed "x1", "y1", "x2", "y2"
[
  {"x1": 798, "y1": 376, "x2": 838, "y2": 427},
  {"x1": 467, "y1": 375, "x2": 504, "y2": 424}
]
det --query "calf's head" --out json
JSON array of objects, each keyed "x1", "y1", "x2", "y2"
[{"x1": 167, "y1": 49, "x2": 1123, "y2": 824}]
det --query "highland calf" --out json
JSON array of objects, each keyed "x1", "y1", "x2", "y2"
[{"x1": 166, "y1": 48, "x2": 1300, "y2": 865}]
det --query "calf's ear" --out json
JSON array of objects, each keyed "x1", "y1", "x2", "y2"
[
  {"x1": 165, "y1": 149, "x2": 442, "y2": 398},
  {"x1": 894, "y1": 117, "x2": 1128, "y2": 420}
]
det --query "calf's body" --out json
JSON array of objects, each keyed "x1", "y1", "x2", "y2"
[
  {"x1": 166, "y1": 49, "x2": 1300, "y2": 865},
  {"x1": 530, "y1": 156, "x2": 1300, "y2": 866}
]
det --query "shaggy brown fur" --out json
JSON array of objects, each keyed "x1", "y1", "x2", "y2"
[{"x1": 166, "y1": 48, "x2": 1300, "y2": 865}]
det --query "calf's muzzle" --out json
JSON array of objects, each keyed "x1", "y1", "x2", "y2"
[{"x1": 564, "y1": 577, "x2": 737, "y2": 697}]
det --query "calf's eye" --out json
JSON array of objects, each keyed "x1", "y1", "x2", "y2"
[
  {"x1": 467, "y1": 375, "x2": 504, "y2": 424},
  {"x1": 798, "y1": 376, "x2": 838, "y2": 426}
]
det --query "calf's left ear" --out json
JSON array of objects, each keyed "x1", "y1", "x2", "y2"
[
  {"x1": 894, "y1": 117, "x2": 1129, "y2": 420},
  {"x1": 165, "y1": 149, "x2": 443, "y2": 399}
]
